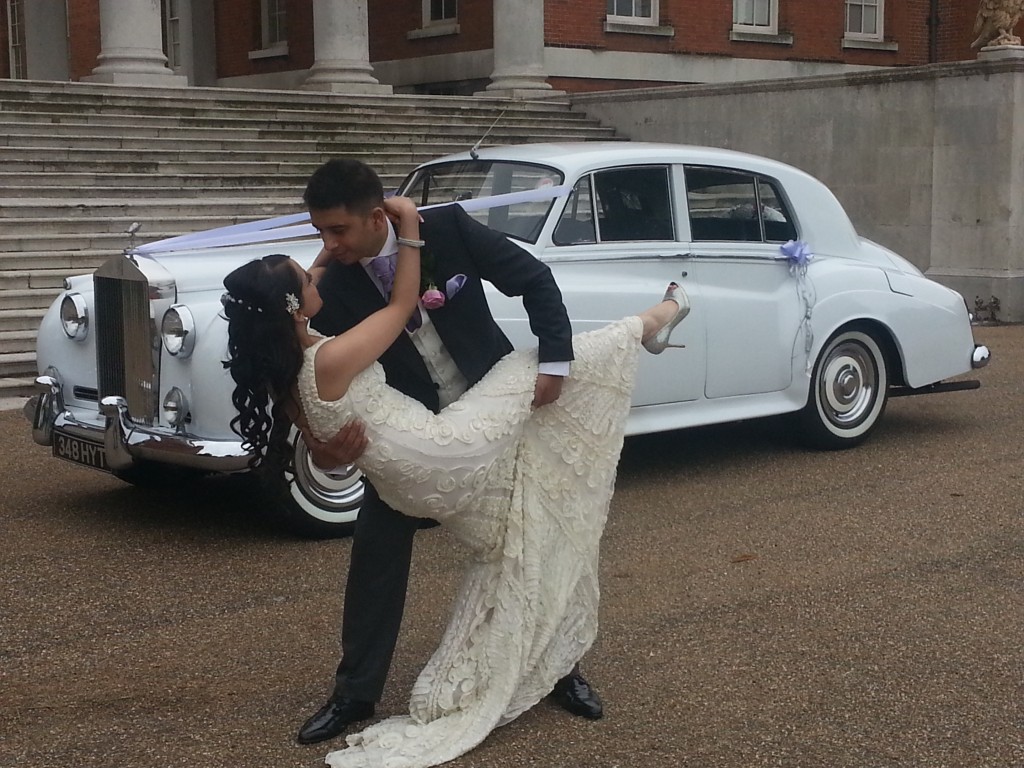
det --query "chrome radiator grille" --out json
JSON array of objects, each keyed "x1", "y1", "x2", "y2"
[{"x1": 94, "y1": 256, "x2": 159, "y2": 425}]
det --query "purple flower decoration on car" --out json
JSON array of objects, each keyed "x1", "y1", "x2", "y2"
[
  {"x1": 781, "y1": 240, "x2": 813, "y2": 269},
  {"x1": 445, "y1": 273, "x2": 467, "y2": 300}
]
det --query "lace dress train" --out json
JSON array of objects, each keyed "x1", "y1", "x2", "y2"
[{"x1": 298, "y1": 316, "x2": 644, "y2": 768}]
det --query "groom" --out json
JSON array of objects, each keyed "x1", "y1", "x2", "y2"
[{"x1": 296, "y1": 158, "x2": 604, "y2": 745}]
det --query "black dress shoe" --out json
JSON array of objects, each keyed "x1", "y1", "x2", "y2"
[
  {"x1": 296, "y1": 697, "x2": 375, "y2": 745},
  {"x1": 549, "y1": 672, "x2": 604, "y2": 720}
]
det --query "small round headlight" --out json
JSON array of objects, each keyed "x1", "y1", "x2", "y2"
[
  {"x1": 162, "y1": 387, "x2": 189, "y2": 429},
  {"x1": 161, "y1": 305, "x2": 196, "y2": 358},
  {"x1": 59, "y1": 293, "x2": 88, "y2": 340}
]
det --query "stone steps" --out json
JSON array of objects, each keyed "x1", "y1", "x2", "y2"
[
  {"x1": 1, "y1": 356, "x2": 36, "y2": 379},
  {"x1": 0, "y1": 249, "x2": 117, "y2": 273},
  {"x1": 0, "y1": 83, "x2": 582, "y2": 118},
  {"x1": 0, "y1": 103, "x2": 595, "y2": 124},
  {"x1": 0, "y1": 308, "x2": 44, "y2": 332},
  {"x1": 0, "y1": 184, "x2": 304, "y2": 199},
  {"x1": 1, "y1": 289, "x2": 53, "y2": 311},
  {"x1": 0, "y1": 333, "x2": 38, "y2": 358},
  {"x1": 0, "y1": 198, "x2": 302, "y2": 219},
  {"x1": 0, "y1": 132, "x2": 475, "y2": 154},
  {"x1": 0, "y1": 165, "x2": 412, "y2": 187},
  {"x1": 0, "y1": 269, "x2": 68, "y2": 290},
  {"x1": 0, "y1": 79, "x2": 617, "y2": 397},
  {"x1": 0, "y1": 211, "x2": 301, "y2": 235},
  {"x1": 0, "y1": 118, "x2": 608, "y2": 144}
]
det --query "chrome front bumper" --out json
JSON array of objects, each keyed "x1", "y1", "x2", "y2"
[
  {"x1": 972, "y1": 344, "x2": 990, "y2": 369},
  {"x1": 25, "y1": 375, "x2": 251, "y2": 473}
]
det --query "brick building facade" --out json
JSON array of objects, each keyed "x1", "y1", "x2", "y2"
[{"x1": 0, "y1": 1, "x2": 1007, "y2": 93}]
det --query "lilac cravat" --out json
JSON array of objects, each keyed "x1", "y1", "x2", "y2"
[
  {"x1": 369, "y1": 255, "x2": 421, "y2": 331},
  {"x1": 369, "y1": 255, "x2": 395, "y2": 297}
]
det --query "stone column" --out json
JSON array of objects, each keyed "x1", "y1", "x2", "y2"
[
  {"x1": 479, "y1": 0, "x2": 564, "y2": 98},
  {"x1": 84, "y1": 0, "x2": 187, "y2": 85},
  {"x1": 302, "y1": 0, "x2": 391, "y2": 93}
]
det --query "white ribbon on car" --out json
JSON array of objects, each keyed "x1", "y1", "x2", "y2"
[{"x1": 133, "y1": 185, "x2": 572, "y2": 255}]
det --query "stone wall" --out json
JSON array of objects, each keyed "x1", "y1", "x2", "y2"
[{"x1": 570, "y1": 58, "x2": 1024, "y2": 321}]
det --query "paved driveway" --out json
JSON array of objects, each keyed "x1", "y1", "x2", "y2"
[{"x1": 2, "y1": 325, "x2": 1020, "y2": 768}]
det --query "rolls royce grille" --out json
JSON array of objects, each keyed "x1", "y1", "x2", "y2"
[{"x1": 93, "y1": 256, "x2": 160, "y2": 426}]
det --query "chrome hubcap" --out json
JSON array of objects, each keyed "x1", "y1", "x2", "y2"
[
  {"x1": 289, "y1": 433, "x2": 364, "y2": 523},
  {"x1": 819, "y1": 343, "x2": 876, "y2": 427}
]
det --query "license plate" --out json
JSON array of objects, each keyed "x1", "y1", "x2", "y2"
[{"x1": 53, "y1": 431, "x2": 109, "y2": 471}]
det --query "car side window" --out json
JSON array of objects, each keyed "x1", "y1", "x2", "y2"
[
  {"x1": 553, "y1": 176, "x2": 597, "y2": 245},
  {"x1": 685, "y1": 166, "x2": 797, "y2": 243},
  {"x1": 592, "y1": 166, "x2": 674, "y2": 242},
  {"x1": 757, "y1": 178, "x2": 798, "y2": 242}
]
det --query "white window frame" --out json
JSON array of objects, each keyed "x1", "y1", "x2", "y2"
[
  {"x1": 7, "y1": 0, "x2": 25, "y2": 79},
  {"x1": 261, "y1": 0, "x2": 287, "y2": 49},
  {"x1": 733, "y1": 0, "x2": 778, "y2": 36},
  {"x1": 164, "y1": 0, "x2": 182, "y2": 70},
  {"x1": 606, "y1": 0, "x2": 659, "y2": 27},
  {"x1": 845, "y1": 0, "x2": 884, "y2": 42},
  {"x1": 423, "y1": 0, "x2": 457, "y2": 27}
]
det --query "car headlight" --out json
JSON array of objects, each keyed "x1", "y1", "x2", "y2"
[
  {"x1": 59, "y1": 293, "x2": 88, "y2": 340},
  {"x1": 161, "y1": 305, "x2": 196, "y2": 357}
]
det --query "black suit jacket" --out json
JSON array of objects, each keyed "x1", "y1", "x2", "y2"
[{"x1": 310, "y1": 204, "x2": 573, "y2": 413}]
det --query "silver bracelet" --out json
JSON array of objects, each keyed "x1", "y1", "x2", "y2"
[{"x1": 397, "y1": 236, "x2": 425, "y2": 248}]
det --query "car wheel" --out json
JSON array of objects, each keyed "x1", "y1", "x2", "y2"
[
  {"x1": 796, "y1": 328, "x2": 888, "y2": 450},
  {"x1": 264, "y1": 426, "x2": 364, "y2": 538}
]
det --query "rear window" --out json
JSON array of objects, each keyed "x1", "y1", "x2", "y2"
[
  {"x1": 684, "y1": 166, "x2": 797, "y2": 243},
  {"x1": 401, "y1": 160, "x2": 564, "y2": 244}
]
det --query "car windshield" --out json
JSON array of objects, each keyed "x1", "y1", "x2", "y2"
[{"x1": 400, "y1": 160, "x2": 564, "y2": 244}]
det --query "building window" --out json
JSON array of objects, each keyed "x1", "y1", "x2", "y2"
[
  {"x1": 262, "y1": 0, "x2": 287, "y2": 48},
  {"x1": 425, "y1": 0, "x2": 457, "y2": 25},
  {"x1": 163, "y1": 0, "x2": 182, "y2": 70},
  {"x1": 6, "y1": 0, "x2": 26, "y2": 79},
  {"x1": 607, "y1": 0, "x2": 658, "y2": 26},
  {"x1": 733, "y1": 0, "x2": 777, "y2": 35},
  {"x1": 845, "y1": 0, "x2": 883, "y2": 40},
  {"x1": 411, "y1": 0, "x2": 458, "y2": 38}
]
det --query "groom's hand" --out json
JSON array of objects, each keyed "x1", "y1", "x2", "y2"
[
  {"x1": 531, "y1": 373, "x2": 564, "y2": 409},
  {"x1": 305, "y1": 420, "x2": 368, "y2": 470}
]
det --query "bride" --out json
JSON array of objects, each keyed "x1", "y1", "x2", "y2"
[{"x1": 221, "y1": 197, "x2": 688, "y2": 768}]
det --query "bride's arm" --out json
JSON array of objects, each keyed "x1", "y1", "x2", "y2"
[{"x1": 313, "y1": 197, "x2": 422, "y2": 399}]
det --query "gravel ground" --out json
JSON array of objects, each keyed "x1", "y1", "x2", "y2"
[{"x1": 2, "y1": 324, "x2": 1021, "y2": 768}]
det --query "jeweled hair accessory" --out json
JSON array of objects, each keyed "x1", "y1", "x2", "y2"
[
  {"x1": 284, "y1": 293, "x2": 300, "y2": 314},
  {"x1": 221, "y1": 292, "x2": 263, "y2": 313}
]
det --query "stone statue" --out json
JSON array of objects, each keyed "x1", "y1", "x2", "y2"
[{"x1": 972, "y1": 0, "x2": 1024, "y2": 48}]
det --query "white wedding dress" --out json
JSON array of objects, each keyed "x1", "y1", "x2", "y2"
[{"x1": 298, "y1": 317, "x2": 643, "y2": 768}]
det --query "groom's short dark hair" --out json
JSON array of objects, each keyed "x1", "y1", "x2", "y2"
[{"x1": 303, "y1": 158, "x2": 384, "y2": 215}]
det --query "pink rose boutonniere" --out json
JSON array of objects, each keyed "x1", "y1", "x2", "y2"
[
  {"x1": 420, "y1": 285, "x2": 446, "y2": 309},
  {"x1": 419, "y1": 273, "x2": 467, "y2": 309}
]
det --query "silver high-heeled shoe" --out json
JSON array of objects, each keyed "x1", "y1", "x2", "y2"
[{"x1": 642, "y1": 282, "x2": 690, "y2": 354}]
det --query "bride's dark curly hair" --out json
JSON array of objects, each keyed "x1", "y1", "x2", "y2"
[{"x1": 222, "y1": 254, "x2": 304, "y2": 476}]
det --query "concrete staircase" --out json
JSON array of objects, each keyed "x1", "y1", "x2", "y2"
[{"x1": 0, "y1": 79, "x2": 617, "y2": 398}]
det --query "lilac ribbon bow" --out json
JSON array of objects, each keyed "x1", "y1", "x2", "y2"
[{"x1": 780, "y1": 240, "x2": 813, "y2": 269}]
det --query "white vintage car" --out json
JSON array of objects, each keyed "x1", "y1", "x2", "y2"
[{"x1": 25, "y1": 142, "x2": 990, "y2": 537}]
